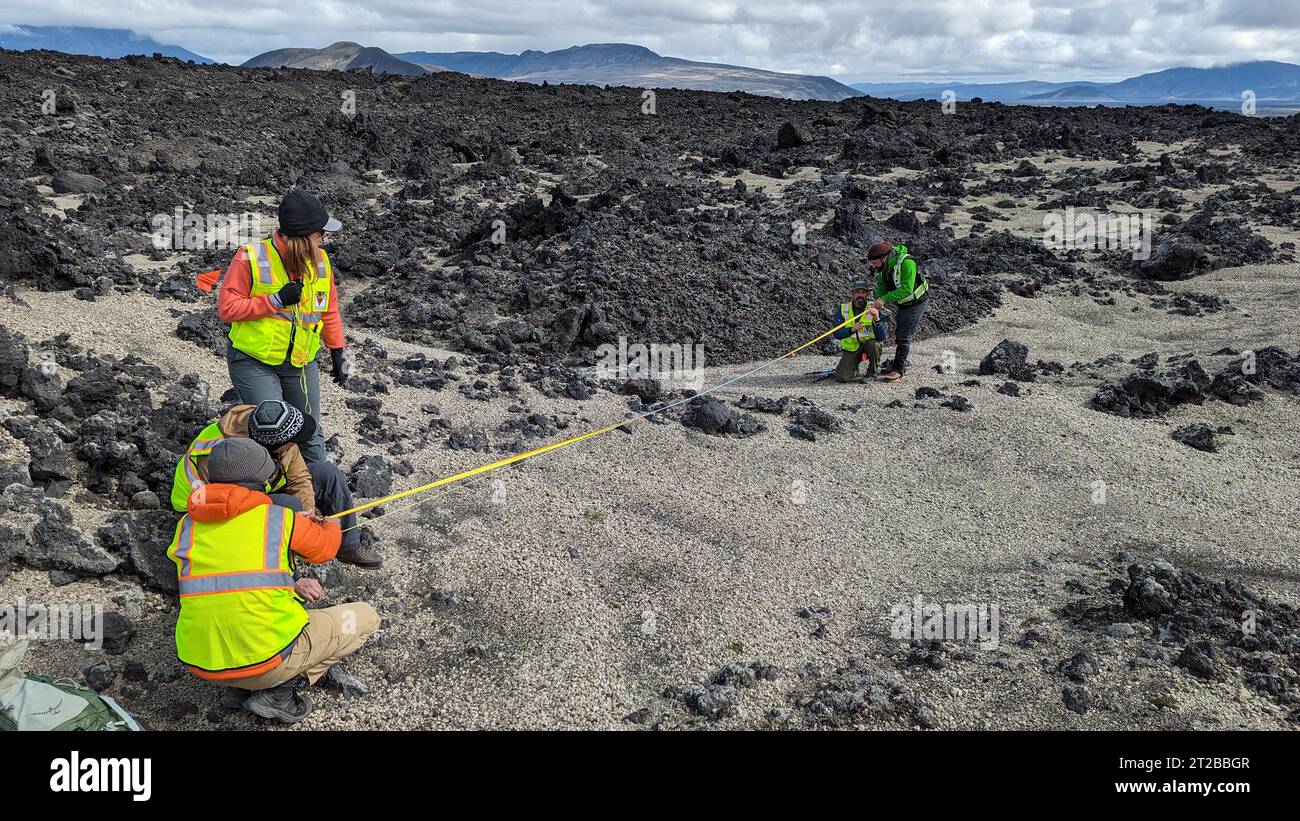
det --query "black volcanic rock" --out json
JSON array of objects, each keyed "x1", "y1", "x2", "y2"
[
  {"x1": 1171, "y1": 423, "x2": 1219, "y2": 452},
  {"x1": 51, "y1": 170, "x2": 107, "y2": 194},
  {"x1": 1091, "y1": 372, "x2": 1204, "y2": 417},
  {"x1": 681, "y1": 396, "x2": 764, "y2": 437},
  {"x1": 776, "y1": 122, "x2": 806, "y2": 149},
  {"x1": 979, "y1": 340, "x2": 1029, "y2": 377}
]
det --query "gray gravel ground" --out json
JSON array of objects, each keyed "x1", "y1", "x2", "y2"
[{"x1": 4, "y1": 253, "x2": 1298, "y2": 730}]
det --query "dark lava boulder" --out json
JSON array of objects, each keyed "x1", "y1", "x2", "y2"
[
  {"x1": 19, "y1": 365, "x2": 64, "y2": 412},
  {"x1": 1011, "y1": 160, "x2": 1042, "y2": 177},
  {"x1": 1138, "y1": 210, "x2": 1273, "y2": 281},
  {"x1": 1139, "y1": 234, "x2": 1208, "y2": 280},
  {"x1": 1061, "y1": 686, "x2": 1091, "y2": 714},
  {"x1": 1239, "y1": 347, "x2": 1300, "y2": 396},
  {"x1": 87, "y1": 611, "x2": 136, "y2": 656},
  {"x1": 0, "y1": 484, "x2": 116, "y2": 580},
  {"x1": 776, "y1": 122, "x2": 806, "y2": 149},
  {"x1": 1123, "y1": 561, "x2": 1182, "y2": 617},
  {"x1": 856, "y1": 100, "x2": 899, "y2": 128},
  {"x1": 620, "y1": 378, "x2": 664, "y2": 405},
  {"x1": 786, "y1": 402, "x2": 842, "y2": 441},
  {"x1": 978, "y1": 339, "x2": 1029, "y2": 377},
  {"x1": 680, "y1": 396, "x2": 764, "y2": 437},
  {"x1": 95, "y1": 510, "x2": 181, "y2": 593},
  {"x1": 1057, "y1": 651, "x2": 1100, "y2": 682},
  {"x1": 51, "y1": 171, "x2": 107, "y2": 194},
  {"x1": 0, "y1": 327, "x2": 28, "y2": 394},
  {"x1": 349, "y1": 455, "x2": 394, "y2": 498},
  {"x1": 682, "y1": 683, "x2": 741, "y2": 718},
  {"x1": 1091, "y1": 373, "x2": 1203, "y2": 417},
  {"x1": 83, "y1": 660, "x2": 116, "y2": 691},
  {"x1": 1171, "y1": 423, "x2": 1219, "y2": 452},
  {"x1": 1176, "y1": 641, "x2": 1219, "y2": 679}
]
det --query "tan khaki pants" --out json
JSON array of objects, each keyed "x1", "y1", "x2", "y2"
[{"x1": 222, "y1": 602, "x2": 380, "y2": 690}]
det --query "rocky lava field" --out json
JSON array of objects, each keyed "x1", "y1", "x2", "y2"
[{"x1": 1, "y1": 48, "x2": 1299, "y2": 730}]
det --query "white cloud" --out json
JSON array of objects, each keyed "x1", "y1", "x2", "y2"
[{"x1": 2, "y1": 0, "x2": 1298, "y2": 81}]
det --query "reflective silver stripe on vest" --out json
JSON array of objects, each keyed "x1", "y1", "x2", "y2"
[
  {"x1": 175, "y1": 516, "x2": 195, "y2": 577},
  {"x1": 273, "y1": 311, "x2": 295, "y2": 321},
  {"x1": 183, "y1": 454, "x2": 203, "y2": 490},
  {"x1": 189, "y1": 436, "x2": 222, "y2": 453},
  {"x1": 178, "y1": 570, "x2": 295, "y2": 597},
  {"x1": 251, "y1": 241, "x2": 274, "y2": 286},
  {"x1": 298, "y1": 312, "x2": 321, "y2": 324},
  {"x1": 898, "y1": 277, "x2": 929, "y2": 306},
  {"x1": 889, "y1": 253, "x2": 927, "y2": 305},
  {"x1": 264, "y1": 506, "x2": 286, "y2": 569}
]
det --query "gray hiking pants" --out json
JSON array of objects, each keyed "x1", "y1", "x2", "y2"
[
  {"x1": 306, "y1": 460, "x2": 360, "y2": 548},
  {"x1": 890, "y1": 298, "x2": 928, "y2": 375},
  {"x1": 226, "y1": 343, "x2": 327, "y2": 463}
]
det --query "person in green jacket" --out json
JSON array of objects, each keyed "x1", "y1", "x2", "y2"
[{"x1": 868, "y1": 241, "x2": 930, "y2": 381}]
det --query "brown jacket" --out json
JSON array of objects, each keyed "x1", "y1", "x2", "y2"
[{"x1": 191, "y1": 404, "x2": 317, "y2": 515}]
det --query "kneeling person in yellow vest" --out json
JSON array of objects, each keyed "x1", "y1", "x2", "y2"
[
  {"x1": 171, "y1": 399, "x2": 382, "y2": 569},
  {"x1": 171, "y1": 400, "x2": 314, "y2": 514},
  {"x1": 832, "y1": 280, "x2": 888, "y2": 382},
  {"x1": 168, "y1": 438, "x2": 379, "y2": 724}
]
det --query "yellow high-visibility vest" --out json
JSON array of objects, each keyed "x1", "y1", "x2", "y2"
[
  {"x1": 839, "y1": 302, "x2": 876, "y2": 352},
  {"x1": 167, "y1": 502, "x2": 306, "y2": 678},
  {"x1": 170, "y1": 421, "x2": 287, "y2": 513},
  {"x1": 228, "y1": 237, "x2": 334, "y2": 368}
]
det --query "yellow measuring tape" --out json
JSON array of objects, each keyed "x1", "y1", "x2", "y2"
[{"x1": 330, "y1": 316, "x2": 854, "y2": 521}]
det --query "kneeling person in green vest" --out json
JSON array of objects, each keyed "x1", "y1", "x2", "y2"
[
  {"x1": 168, "y1": 438, "x2": 379, "y2": 724},
  {"x1": 171, "y1": 399, "x2": 381, "y2": 569},
  {"x1": 832, "y1": 280, "x2": 888, "y2": 382}
]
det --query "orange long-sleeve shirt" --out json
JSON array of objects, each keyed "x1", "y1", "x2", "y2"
[{"x1": 216, "y1": 231, "x2": 346, "y2": 350}]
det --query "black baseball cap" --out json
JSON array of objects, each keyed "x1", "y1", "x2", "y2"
[{"x1": 278, "y1": 188, "x2": 342, "y2": 237}]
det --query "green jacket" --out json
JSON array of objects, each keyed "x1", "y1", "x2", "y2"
[{"x1": 875, "y1": 244, "x2": 924, "y2": 305}]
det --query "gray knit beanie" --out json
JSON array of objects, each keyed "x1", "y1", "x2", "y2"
[{"x1": 206, "y1": 438, "x2": 276, "y2": 486}]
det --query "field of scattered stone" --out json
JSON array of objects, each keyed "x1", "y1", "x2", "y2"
[{"x1": 1, "y1": 49, "x2": 1298, "y2": 729}]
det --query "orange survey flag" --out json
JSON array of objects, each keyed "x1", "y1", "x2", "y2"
[{"x1": 195, "y1": 269, "x2": 221, "y2": 292}]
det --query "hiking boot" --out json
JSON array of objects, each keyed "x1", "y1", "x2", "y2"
[
  {"x1": 880, "y1": 370, "x2": 903, "y2": 381},
  {"x1": 336, "y1": 542, "x2": 383, "y2": 569},
  {"x1": 244, "y1": 679, "x2": 313, "y2": 724}
]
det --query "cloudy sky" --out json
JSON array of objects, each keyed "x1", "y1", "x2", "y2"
[{"x1": 3, "y1": 0, "x2": 1298, "y2": 82}]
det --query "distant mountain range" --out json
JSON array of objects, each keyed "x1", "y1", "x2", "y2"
[
  {"x1": 852, "y1": 61, "x2": 1300, "y2": 106},
  {"x1": 392, "y1": 43, "x2": 863, "y2": 101},
  {"x1": 6, "y1": 25, "x2": 1300, "y2": 109},
  {"x1": 244, "y1": 41, "x2": 861, "y2": 101},
  {"x1": 0, "y1": 25, "x2": 213, "y2": 63}
]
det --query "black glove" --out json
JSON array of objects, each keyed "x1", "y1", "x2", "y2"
[
  {"x1": 275, "y1": 281, "x2": 304, "y2": 308},
  {"x1": 330, "y1": 348, "x2": 352, "y2": 386}
]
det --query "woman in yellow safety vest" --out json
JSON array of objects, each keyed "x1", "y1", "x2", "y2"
[{"x1": 216, "y1": 189, "x2": 353, "y2": 463}]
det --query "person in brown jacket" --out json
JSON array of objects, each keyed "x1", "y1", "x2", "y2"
[{"x1": 171, "y1": 399, "x2": 381, "y2": 568}]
